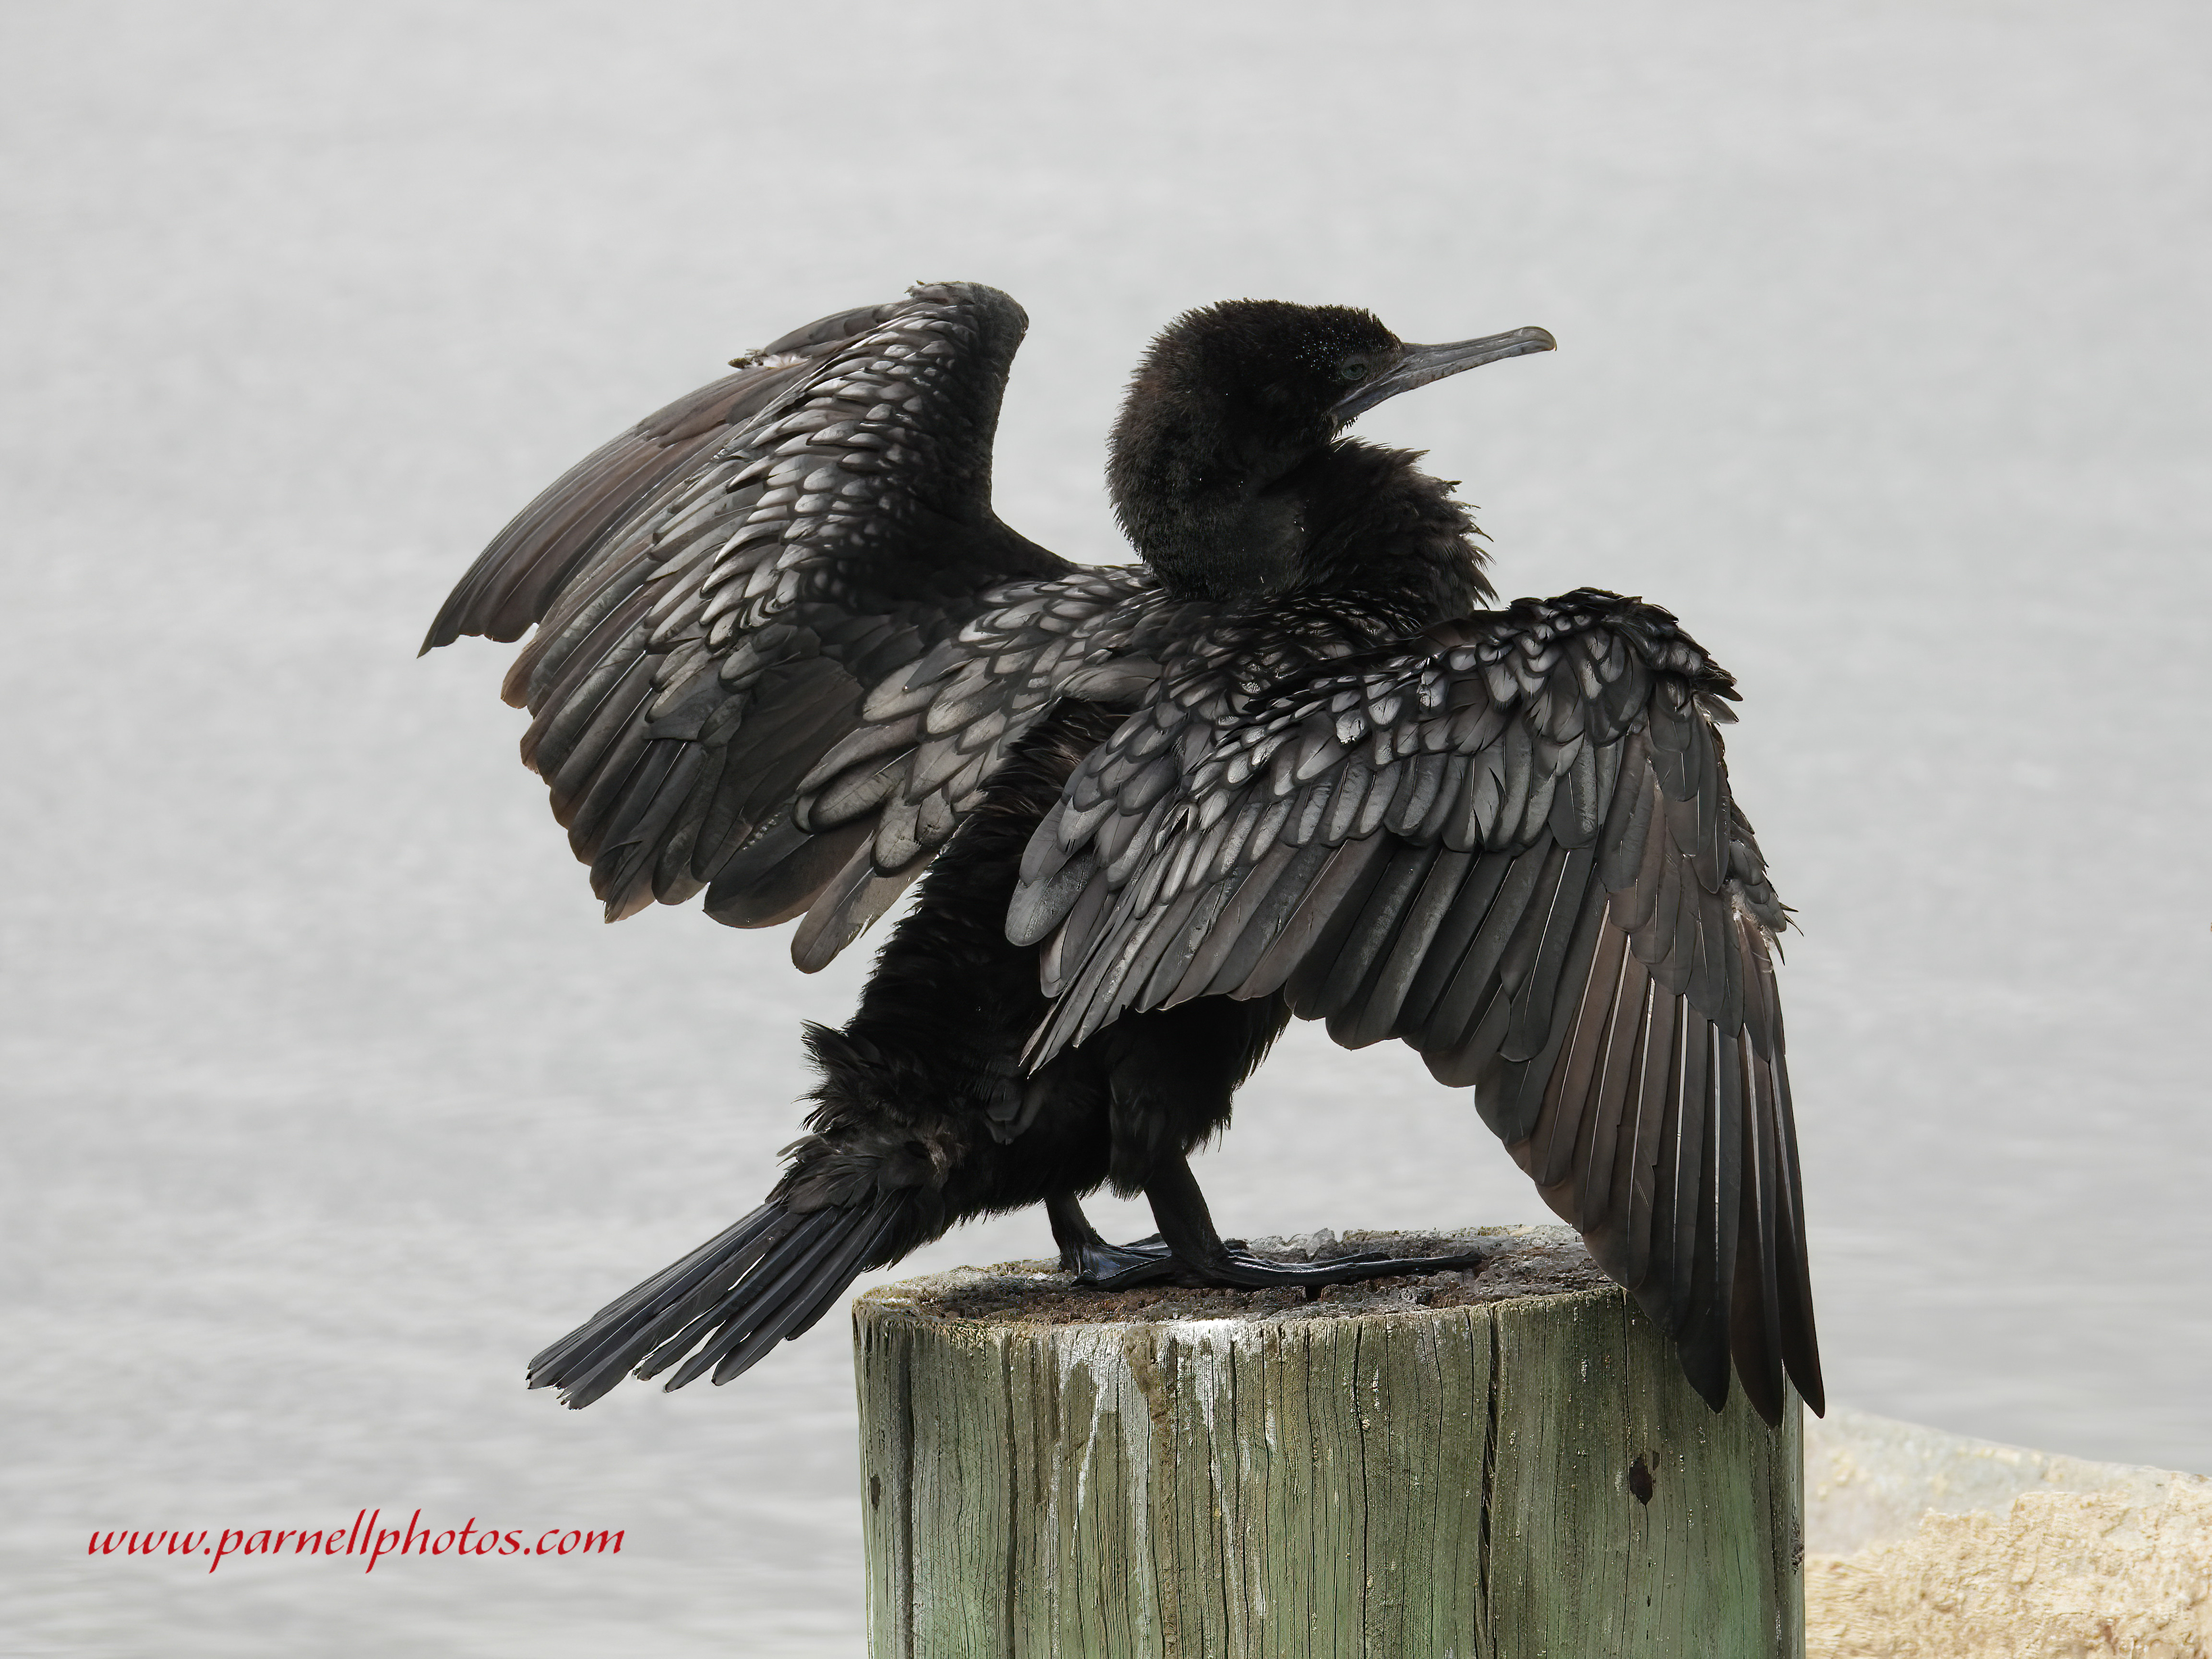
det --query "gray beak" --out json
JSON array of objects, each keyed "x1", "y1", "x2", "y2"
[{"x1": 1332, "y1": 325, "x2": 1557, "y2": 422}]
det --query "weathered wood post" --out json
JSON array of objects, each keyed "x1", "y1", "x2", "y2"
[{"x1": 854, "y1": 1225, "x2": 1803, "y2": 1659}]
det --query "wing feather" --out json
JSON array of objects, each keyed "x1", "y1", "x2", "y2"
[
  {"x1": 1482, "y1": 851, "x2": 1611, "y2": 1145},
  {"x1": 1173, "y1": 840, "x2": 1318, "y2": 1003},
  {"x1": 1731, "y1": 1045, "x2": 1788, "y2": 1425},
  {"x1": 1011, "y1": 589, "x2": 1817, "y2": 1422},
  {"x1": 1528, "y1": 909, "x2": 1631, "y2": 1190},
  {"x1": 1665, "y1": 1010, "x2": 1711, "y2": 1338},
  {"x1": 1332, "y1": 846, "x2": 1475, "y2": 1047},
  {"x1": 1394, "y1": 846, "x2": 1513, "y2": 1041},
  {"x1": 1236, "y1": 836, "x2": 1396, "y2": 1004},
  {"x1": 430, "y1": 283, "x2": 1164, "y2": 964},
  {"x1": 1580, "y1": 950, "x2": 1653, "y2": 1238},
  {"x1": 1426, "y1": 841, "x2": 1559, "y2": 1067},
  {"x1": 1300, "y1": 840, "x2": 1440, "y2": 1028},
  {"x1": 1615, "y1": 977, "x2": 1677, "y2": 1292}
]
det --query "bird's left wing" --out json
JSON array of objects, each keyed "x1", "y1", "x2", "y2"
[
  {"x1": 1009, "y1": 589, "x2": 1821, "y2": 1423},
  {"x1": 425, "y1": 282, "x2": 1161, "y2": 967}
]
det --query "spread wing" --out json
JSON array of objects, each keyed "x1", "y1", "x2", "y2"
[
  {"x1": 1009, "y1": 589, "x2": 1822, "y2": 1422},
  {"x1": 426, "y1": 282, "x2": 1161, "y2": 968}
]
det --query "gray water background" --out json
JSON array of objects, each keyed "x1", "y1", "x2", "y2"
[{"x1": 4, "y1": 2, "x2": 2207, "y2": 1652}]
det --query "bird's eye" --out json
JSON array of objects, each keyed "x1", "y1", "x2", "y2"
[{"x1": 1337, "y1": 361, "x2": 1370, "y2": 383}]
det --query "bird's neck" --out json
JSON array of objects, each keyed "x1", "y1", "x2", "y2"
[
  {"x1": 1288, "y1": 442, "x2": 1495, "y2": 631},
  {"x1": 1110, "y1": 422, "x2": 1309, "y2": 602},
  {"x1": 1120, "y1": 438, "x2": 1493, "y2": 632}
]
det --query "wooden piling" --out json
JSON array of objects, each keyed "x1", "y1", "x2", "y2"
[{"x1": 854, "y1": 1224, "x2": 1804, "y2": 1659}]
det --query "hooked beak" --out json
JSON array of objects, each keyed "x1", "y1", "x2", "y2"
[{"x1": 1333, "y1": 325, "x2": 1557, "y2": 422}]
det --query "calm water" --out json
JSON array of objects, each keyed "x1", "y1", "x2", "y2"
[{"x1": 5, "y1": 3, "x2": 2208, "y2": 1652}]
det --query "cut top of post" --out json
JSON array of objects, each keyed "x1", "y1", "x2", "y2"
[{"x1": 857, "y1": 1223, "x2": 1611, "y2": 1330}]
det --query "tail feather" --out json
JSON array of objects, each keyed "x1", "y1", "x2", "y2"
[
  {"x1": 527, "y1": 1196, "x2": 902, "y2": 1408},
  {"x1": 527, "y1": 1201, "x2": 797, "y2": 1408},
  {"x1": 783, "y1": 1216, "x2": 897, "y2": 1343},
  {"x1": 709, "y1": 1204, "x2": 903, "y2": 1383},
  {"x1": 665, "y1": 1200, "x2": 902, "y2": 1388},
  {"x1": 647, "y1": 1209, "x2": 844, "y2": 1384},
  {"x1": 533, "y1": 1202, "x2": 790, "y2": 1370}
]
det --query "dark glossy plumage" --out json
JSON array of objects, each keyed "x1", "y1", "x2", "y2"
[{"x1": 427, "y1": 282, "x2": 1821, "y2": 1423}]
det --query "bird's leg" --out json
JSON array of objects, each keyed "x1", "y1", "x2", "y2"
[
  {"x1": 1046, "y1": 1192, "x2": 1181, "y2": 1287},
  {"x1": 1059, "y1": 996, "x2": 1479, "y2": 1291},
  {"x1": 1138, "y1": 1151, "x2": 1486, "y2": 1289},
  {"x1": 1055, "y1": 1159, "x2": 1484, "y2": 1290}
]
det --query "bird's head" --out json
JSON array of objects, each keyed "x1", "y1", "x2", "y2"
[{"x1": 1108, "y1": 300, "x2": 1554, "y2": 596}]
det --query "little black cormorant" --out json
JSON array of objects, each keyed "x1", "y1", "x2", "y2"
[{"x1": 424, "y1": 283, "x2": 1822, "y2": 1425}]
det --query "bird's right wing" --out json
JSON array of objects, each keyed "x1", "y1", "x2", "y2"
[
  {"x1": 425, "y1": 282, "x2": 1162, "y2": 968},
  {"x1": 1011, "y1": 591, "x2": 1820, "y2": 1423}
]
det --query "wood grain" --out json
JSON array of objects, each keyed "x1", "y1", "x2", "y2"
[{"x1": 854, "y1": 1241, "x2": 1803, "y2": 1658}]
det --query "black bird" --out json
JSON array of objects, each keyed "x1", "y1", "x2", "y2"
[{"x1": 424, "y1": 282, "x2": 1822, "y2": 1424}]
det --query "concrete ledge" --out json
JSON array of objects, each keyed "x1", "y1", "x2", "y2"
[{"x1": 1804, "y1": 1407, "x2": 2212, "y2": 1658}]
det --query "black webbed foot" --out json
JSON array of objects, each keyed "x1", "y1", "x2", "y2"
[
  {"x1": 1048, "y1": 1190, "x2": 1483, "y2": 1290},
  {"x1": 1058, "y1": 1231, "x2": 1178, "y2": 1287},
  {"x1": 1137, "y1": 1238, "x2": 1486, "y2": 1290}
]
